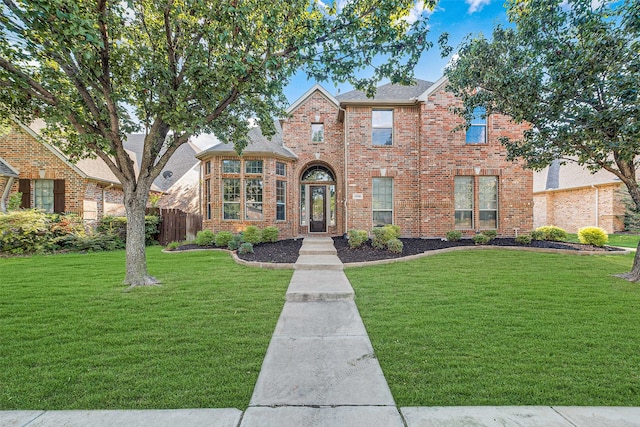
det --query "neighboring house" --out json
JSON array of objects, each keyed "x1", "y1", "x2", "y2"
[
  {"x1": 0, "y1": 120, "x2": 200, "y2": 221},
  {"x1": 197, "y1": 76, "x2": 533, "y2": 239},
  {"x1": 533, "y1": 160, "x2": 628, "y2": 233}
]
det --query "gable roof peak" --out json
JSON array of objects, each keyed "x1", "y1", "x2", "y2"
[{"x1": 286, "y1": 84, "x2": 340, "y2": 114}]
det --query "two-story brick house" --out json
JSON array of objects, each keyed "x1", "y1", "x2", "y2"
[{"x1": 196, "y1": 76, "x2": 533, "y2": 239}]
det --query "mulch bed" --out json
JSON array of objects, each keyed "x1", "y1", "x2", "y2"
[{"x1": 170, "y1": 237, "x2": 622, "y2": 264}]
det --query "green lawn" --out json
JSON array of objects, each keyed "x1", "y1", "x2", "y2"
[
  {"x1": 346, "y1": 250, "x2": 640, "y2": 406},
  {"x1": 0, "y1": 247, "x2": 291, "y2": 410},
  {"x1": 566, "y1": 233, "x2": 640, "y2": 248}
]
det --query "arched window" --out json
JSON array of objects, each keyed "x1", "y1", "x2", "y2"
[{"x1": 301, "y1": 165, "x2": 335, "y2": 182}]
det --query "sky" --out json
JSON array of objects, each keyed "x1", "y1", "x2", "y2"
[{"x1": 282, "y1": 0, "x2": 512, "y2": 104}]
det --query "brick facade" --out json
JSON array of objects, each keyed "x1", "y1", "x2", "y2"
[{"x1": 0, "y1": 125, "x2": 125, "y2": 222}]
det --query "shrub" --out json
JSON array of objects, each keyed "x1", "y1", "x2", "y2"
[
  {"x1": 473, "y1": 234, "x2": 491, "y2": 245},
  {"x1": 578, "y1": 226, "x2": 608, "y2": 247},
  {"x1": 262, "y1": 226, "x2": 279, "y2": 243},
  {"x1": 7, "y1": 192, "x2": 22, "y2": 211},
  {"x1": 59, "y1": 233, "x2": 125, "y2": 252},
  {"x1": 446, "y1": 230, "x2": 462, "y2": 241},
  {"x1": 215, "y1": 231, "x2": 234, "y2": 248},
  {"x1": 242, "y1": 226, "x2": 262, "y2": 244},
  {"x1": 515, "y1": 234, "x2": 532, "y2": 244},
  {"x1": 480, "y1": 230, "x2": 497, "y2": 240},
  {"x1": 536, "y1": 225, "x2": 568, "y2": 241},
  {"x1": 372, "y1": 225, "x2": 399, "y2": 249},
  {"x1": 166, "y1": 241, "x2": 180, "y2": 250},
  {"x1": 386, "y1": 238, "x2": 404, "y2": 254},
  {"x1": 530, "y1": 230, "x2": 545, "y2": 240},
  {"x1": 97, "y1": 215, "x2": 160, "y2": 244},
  {"x1": 195, "y1": 230, "x2": 216, "y2": 246},
  {"x1": 0, "y1": 209, "x2": 52, "y2": 254},
  {"x1": 348, "y1": 230, "x2": 369, "y2": 249},
  {"x1": 227, "y1": 234, "x2": 243, "y2": 251},
  {"x1": 238, "y1": 242, "x2": 254, "y2": 254}
]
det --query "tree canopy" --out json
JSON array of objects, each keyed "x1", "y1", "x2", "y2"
[
  {"x1": 445, "y1": 0, "x2": 640, "y2": 279},
  {"x1": 0, "y1": 0, "x2": 436, "y2": 285}
]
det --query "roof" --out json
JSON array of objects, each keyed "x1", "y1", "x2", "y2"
[
  {"x1": 196, "y1": 120, "x2": 297, "y2": 160},
  {"x1": 0, "y1": 156, "x2": 19, "y2": 177},
  {"x1": 336, "y1": 79, "x2": 434, "y2": 104},
  {"x1": 287, "y1": 84, "x2": 339, "y2": 114},
  {"x1": 533, "y1": 160, "x2": 623, "y2": 192}
]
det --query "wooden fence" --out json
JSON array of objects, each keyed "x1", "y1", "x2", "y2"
[{"x1": 153, "y1": 208, "x2": 202, "y2": 245}]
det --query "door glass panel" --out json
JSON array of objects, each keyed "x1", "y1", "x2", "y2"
[{"x1": 312, "y1": 187, "x2": 324, "y2": 221}]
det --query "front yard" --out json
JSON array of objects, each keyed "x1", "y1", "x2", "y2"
[
  {"x1": 347, "y1": 250, "x2": 640, "y2": 406},
  {"x1": 0, "y1": 247, "x2": 291, "y2": 410}
]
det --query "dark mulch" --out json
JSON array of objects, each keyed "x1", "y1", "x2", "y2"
[{"x1": 172, "y1": 237, "x2": 622, "y2": 264}]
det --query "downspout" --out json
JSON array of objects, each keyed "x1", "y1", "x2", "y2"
[
  {"x1": 340, "y1": 106, "x2": 348, "y2": 237},
  {"x1": 1, "y1": 177, "x2": 15, "y2": 212},
  {"x1": 591, "y1": 185, "x2": 599, "y2": 227}
]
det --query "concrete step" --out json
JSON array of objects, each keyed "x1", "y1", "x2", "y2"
[
  {"x1": 294, "y1": 254, "x2": 343, "y2": 270},
  {"x1": 298, "y1": 246, "x2": 338, "y2": 255},
  {"x1": 286, "y1": 270, "x2": 354, "y2": 301},
  {"x1": 241, "y1": 406, "x2": 403, "y2": 427}
]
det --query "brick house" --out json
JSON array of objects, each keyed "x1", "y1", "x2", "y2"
[{"x1": 197, "y1": 76, "x2": 533, "y2": 239}]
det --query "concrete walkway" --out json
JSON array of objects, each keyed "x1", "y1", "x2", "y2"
[{"x1": 3, "y1": 236, "x2": 640, "y2": 426}]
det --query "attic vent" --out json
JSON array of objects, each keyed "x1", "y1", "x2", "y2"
[{"x1": 162, "y1": 170, "x2": 173, "y2": 179}]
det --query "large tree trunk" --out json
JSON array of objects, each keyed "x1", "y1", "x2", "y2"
[
  {"x1": 615, "y1": 169, "x2": 640, "y2": 282},
  {"x1": 123, "y1": 184, "x2": 159, "y2": 287}
]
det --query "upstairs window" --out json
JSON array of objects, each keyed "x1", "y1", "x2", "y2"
[
  {"x1": 311, "y1": 123, "x2": 324, "y2": 143},
  {"x1": 276, "y1": 161, "x2": 286, "y2": 176},
  {"x1": 245, "y1": 160, "x2": 263, "y2": 174},
  {"x1": 466, "y1": 107, "x2": 487, "y2": 144},
  {"x1": 372, "y1": 109, "x2": 393, "y2": 146}
]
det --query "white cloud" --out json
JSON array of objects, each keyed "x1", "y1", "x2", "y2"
[
  {"x1": 466, "y1": 0, "x2": 491, "y2": 14},
  {"x1": 402, "y1": 1, "x2": 435, "y2": 24},
  {"x1": 560, "y1": 0, "x2": 607, "y2": 11}
]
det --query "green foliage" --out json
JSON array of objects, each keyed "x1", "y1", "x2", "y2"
[
  {"x1": 238, "y1": 242, "x2": 254, "y2": 255},
  {"x1": 578, "y1": 227, "x2": 608, "y2": 247},
  {"x1": 515, "y1": 234, "x2": 532, "y2": 245},
  {"x1": 446, "y1": 230, "x2": 463, "y2": 242},
  {"x1": 481, "y1": 230, "x2": 497, "y2": 240},
  {"x1": 348, "y1": 230, "x2": 369, "y2": 249},
  {"x1": 386, "y1": 238, "x2": 404, "y2": 254},
  {"x1": 242, "y1": 226, "x2": 262, "y2": 245},
  {"x1": 166, "y1": 241, "x2": 180, "y2": 250},
  {"x1": 530, "y1": 230, "x2": 545, "y2": 241},
  {"x1": 262, "y1": 226, "x2": 279, "y2": 243},
  {"x1": 7, "y1": 192, "x2": 22, "y2": 211},
  {"x1": 215, "y1": 231, "x2": 234, "y2": 248},
  {"x1": 536, "y1": 225, "x2": 568, "y2": 242},
  {"x1": 0, "y1": 210, "x2": 52, "y2": 254},
  {"x1": 55, "y1": 232, "x2": 125, "y2": 252},
  {"x1": 227, "y1": 234, "x2": 243, "y2": 251},
  {"x1": 195, "y1": 230, "x2": 216, "y2": 246},
  {"x1": 97, "y1": 215, "x2": 160, "y2": 245},
  {"x1": 372, "y1": 225, "x2": 400, "y2": 250},
  {"x1": 473, "y1": 234, "x2": 491, "y2": 245}
]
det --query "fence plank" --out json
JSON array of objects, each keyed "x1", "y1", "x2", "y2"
[{"x1": 151, "y1": 208, "x2": 202, "y2": 246}]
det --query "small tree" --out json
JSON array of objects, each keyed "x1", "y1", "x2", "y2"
[{"x1": 445, "y1": 0, "x2": 640, "y2": 280}]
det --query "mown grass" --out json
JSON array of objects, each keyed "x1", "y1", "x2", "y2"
[
  {"x1": 346, "y1": 250, "x2": 640, "y2": 406},
  {"x1": 0, "y1": 247, "x2": 291, "y2": 410},
  {"x1": 566, "y1": 233, "x2": 640, "y2": 249}
]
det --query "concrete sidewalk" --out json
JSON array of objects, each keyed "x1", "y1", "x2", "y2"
[{"x1": 3, "y1": 236, "x2": 640, "y2": 426}]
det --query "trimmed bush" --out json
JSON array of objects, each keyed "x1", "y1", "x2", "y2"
[
  {"x1": 530, "y1": 230, "x2": 545, "y2": 240},
  {"x1": 195, "y1": 230, "x2": 216, "y2": 246},
  {"x1": 238, "y1": 242, "x2": 254, "y2": 254},
  {"x1": 227, "y1": 234, "x2": 243, "y2": 251},
  {"x1": 262, "y1": 226, "x2": 279, "y2": 243},
  {"x1": 473, "y1": 234, "x2": 491, "y2": 245},
  {"x1": 372, "y1": 225, "x2": 399, "y2": 249},
  {"x1": 215, "y1": 231, "x2": 234, "y2": 248},
  {"x1": 348, "y1": 230, "x2": 369, "y2": 249},
  {"x1": 535, "y1": 225, "x2": 568, "y2": 242},
  {"x1": 578, "y1": 226, "x2": 608, "y2": 247},
  {"x1": 386, "y1": 238, "x2": 404, "y2": 254},
  {"x1": 515, "y1": 234, "x2": 532, "y2": 245},
  {"x1": 446, "y1": 230, "x2": 462, "y2": 242},
  {"x1": 481, "y1": 230, "x2": 497, "y2": 240},
  {"x1": 242, "y1": 226, "x2": 262, "y2": 244}
]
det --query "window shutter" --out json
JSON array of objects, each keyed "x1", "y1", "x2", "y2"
[
  {"x1": 53, "y1": 179, "x2": 65, "y2": 213},
  {"x1": 18, "y1": 179, "x2": 31, "y2": 208}
]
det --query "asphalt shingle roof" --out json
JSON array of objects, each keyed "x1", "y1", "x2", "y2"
[
  {"x1": 0, "y1": 157, "x2": 18, "y2": 177},
  {"x1": 336, "y1": 79, "x2": 433, "y2": 102}
]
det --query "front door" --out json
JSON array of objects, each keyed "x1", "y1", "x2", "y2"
[{"x1": 309, "y1": 185, "x2": 326, "y2": 233}]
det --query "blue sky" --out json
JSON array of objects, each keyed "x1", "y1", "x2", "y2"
[{"x1": 283, "y1": 0, "x2": 511, "y2": 103}]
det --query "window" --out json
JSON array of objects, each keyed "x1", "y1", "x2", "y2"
[
  {"x1": 34, "y1": 179, "x2": 54, "y2": 212},
  {"x1": 276, "y1": 180, "x2": 286, "y2": 221},
  {"x1": 466, "y1": 107, "x2": 487, "y2": 144},
  {"x1": 276, "y1": 161, "x2": 286, "y2": 176},
  {"x1": 300, "y1": 186, "x2": 307, "y2": 226},
  {"x1": 454, "y1": 176, "x2": 474, "y2": 228},
  {"x1": 245, "y1": 160, "x2": 263, "y2": 174},
  {"x1": 205, "y1": 161, "x2": 211, "y2": 175},
  {"x1": 372, "y1": 177, "x2": 393, "y2": 226},
  {"x1": 372, "y1": 109, "x2": 393, "y2": 146},
  {"x1": 205, "y1": 179, "x2": 211, "y2": 220},
  {"x1": 479, "y1": 176, "x2": 498, "y2": 228},
  {"x1": 223, "y1": 178, "x2": 240, "y2": 220},
  {"x1": 311, "y1": 123, "x2": 324, "y2": 142},
  {"x1": 222, "y1": 159, "x2": 240, "y2": 174},
  {"x1": 245, "y1": 178, "x2": 263, "y2": 220}
]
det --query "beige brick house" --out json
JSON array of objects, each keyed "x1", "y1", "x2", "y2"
[{"x1": 197, "y1": 76, "x2": 533, "y2": 239}]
